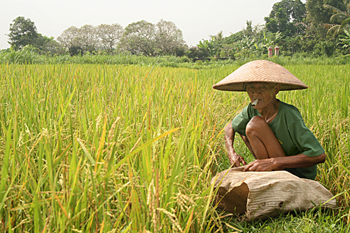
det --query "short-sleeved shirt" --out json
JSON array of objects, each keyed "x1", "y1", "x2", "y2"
[{"x1": 232, "y1": 100, "x2": 325, "y2": 180}]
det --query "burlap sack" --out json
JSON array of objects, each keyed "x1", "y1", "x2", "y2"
[{"x1": 211, "y1": 167, "x2": 337, "y2": 220}]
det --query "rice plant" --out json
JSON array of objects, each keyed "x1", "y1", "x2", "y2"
[{"x1": 0, "y1": 63, "x2": 349, "y2": 232}]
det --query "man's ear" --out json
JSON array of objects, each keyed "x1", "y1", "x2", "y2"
[{"x1": 274, "y1": 84, "x2": 281, "y2": 95}]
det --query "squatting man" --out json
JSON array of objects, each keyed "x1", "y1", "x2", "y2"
[{"x1": 213, "y1": 60, "x2": 325, "y2": 180}]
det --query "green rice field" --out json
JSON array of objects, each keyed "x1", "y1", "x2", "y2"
[{"x1": 0, "y1": 63, "x2": 349, "y2": 232}]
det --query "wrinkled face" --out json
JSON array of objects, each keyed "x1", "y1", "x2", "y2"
[{"x1": 245, "y1": 82, "x2": 280, "y2": 109}]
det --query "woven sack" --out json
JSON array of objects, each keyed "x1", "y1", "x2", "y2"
[{"x1": 211, "y1": 167, "x2": 337, "y2": 220}]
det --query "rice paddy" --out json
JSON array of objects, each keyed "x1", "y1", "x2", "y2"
[{"x1": 0, "y1": 63, "x2": 349, "y2": 232}]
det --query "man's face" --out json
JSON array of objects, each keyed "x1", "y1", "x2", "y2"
[{"x1": 246, "y1": 82, "x2": 278, "y2": 109}]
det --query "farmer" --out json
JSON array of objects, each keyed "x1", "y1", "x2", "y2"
[{"x1": 213, "y1": 60, "x2": 326, "y2": 180}]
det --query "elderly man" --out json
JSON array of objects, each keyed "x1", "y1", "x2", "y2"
[{"x1": 213, "y1": 60, "x2": 326, "y2": 180}]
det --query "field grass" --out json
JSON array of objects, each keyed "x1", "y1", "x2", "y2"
[
  {"x1": 1, "y1": 48, "x2": 350, "y2": 68},
  {"x1": 0, "y1": 63, "x2": 349, "y2": 232}
]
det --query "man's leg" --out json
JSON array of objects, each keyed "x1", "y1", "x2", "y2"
[
  {"x1": 245, "y1": 116, "x2": 286, "y2": 159},
  {"x1": 240, "y1": 134, "x2": 257, "y2": 159}
]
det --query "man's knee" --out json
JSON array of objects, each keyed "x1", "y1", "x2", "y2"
[{"x1": 246, "y1": 116, "x2": 267, "y2": 137}]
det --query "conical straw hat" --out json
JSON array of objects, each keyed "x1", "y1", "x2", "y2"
[{"x1": 212, "y1": 60, "x2": 308, "y2": 92}]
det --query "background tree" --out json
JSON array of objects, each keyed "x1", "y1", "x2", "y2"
[
  {"x1": 221, "y1": 43, "x2": 237, "y2": 59},
  {"x1": 264, "y1": 0, "x2": 306, "y2": 37},
  {"x1": 36, "y1": 35, "x2": 64, "y2": 55},
  {"x1": 225, "y1": 22, "x2": 263, "y2": 45},
  {"x1": 186, "y1": 46, "x2": 210, "y2": 61},
  {"x1": 210, "y1": 31, "x2": 224, "y2": 41},
  {"x1": 57, "y1": 26, "x2": 81, "y2": 51},
  {"x1": 306, "y1": 0, "x2": 346, "y2": 36},
  {"x1": 223, "y1": 31, "x2": 245, "y2": 45},
  {"x1": 96, "y1": 23, "x2": 124, "y2": 54},
  {"x1": 7, "y1": 16, "x2": 39, "y2": 50},
  {"x1": 339, "y1": 28, "x2": 350, "y2": 53},
  {"x1": 119, "y1": 20, "x2": 156, "y2": 56},
  {"x1": 189, "y1": 31, "x2": 227, "y2": 60},
  {"x1": 196, "y1": 40, "x2": 215, "y2": 58},
  {"x1": 324, "y1": 0, "x2": 350, "y2": 36},
  {"x1": 155, "y1": 19, "x2": 186, "y2": 55},
  {"x1": 58, "y1": 25, "x2": 99, "y2": 55},
  {"x1": 243, "y1": 21, "x2": 254, "y2": 37},
  {"x1": 8, "y1": 16, "x2": 63, "y2": 55},
  {"x1": 78, "y1": 25, "x2": 99, "y2": 53}
]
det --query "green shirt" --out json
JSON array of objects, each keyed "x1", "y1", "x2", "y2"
[{"x1": 232, "y1": 100, "x2": 325, "y2": 180}]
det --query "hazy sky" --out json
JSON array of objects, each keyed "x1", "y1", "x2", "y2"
[{"x1": 0, "y1": 0, "x2": 304, "y2": 49}]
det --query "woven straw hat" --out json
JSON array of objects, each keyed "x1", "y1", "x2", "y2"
[{"x1": 212, "y1": 60, "x2": 308, "y2": 92}]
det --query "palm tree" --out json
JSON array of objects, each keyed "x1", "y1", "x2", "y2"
[
  {"x1": 259, "y1": 31, "x2": 283, "y2": 49},
  {"x1": 324, "y1": 1, "x2": 350, "y2": 36},
  {"x1": 210, "y1": 31, "x2": 224, "y2": 42},
  {"x1": 339, "y1": 29, "x2": 350, "y2": 54}
]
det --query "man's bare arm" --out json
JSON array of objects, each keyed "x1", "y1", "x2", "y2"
[
  {"x1": 224, "y1": 123, "x2": 247, "y2": 167},
  {"x1": 244, "y1": 153, "x2": 326, "y2": 171}
]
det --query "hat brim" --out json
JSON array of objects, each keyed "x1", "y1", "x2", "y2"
[{"x1": 213, "y1": 81, "x2": 308, "y2": 92}]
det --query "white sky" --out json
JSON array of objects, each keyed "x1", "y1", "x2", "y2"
[{"x1": 0, "y1": 0, "x2": 305, "y2": 50}]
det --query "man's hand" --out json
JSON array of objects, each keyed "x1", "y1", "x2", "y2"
[
  {"x1": 243, "y1": 158, "x2": 278, "y2": 171},
  {"x1": 230, "y1": 153, "x2": 247, "y2": 167}
]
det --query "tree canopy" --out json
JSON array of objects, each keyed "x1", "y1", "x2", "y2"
[
  {"x1": 264, "y1": 0, "x2": 306, "y2": 36},
  {"x1": 57, "y1": 24, "x2": 124, "y2": 55},
  {"x1": 7, "y1": 16, "x2": 64, "y2": 54},
  {"x1": 119, "y1": 20, "x2": 157, "y2": 56},
  {"x1": 324, "y1": 0, "x2": 350, "y2": 36},
  {"x1": 6, "y1": 1, "x2": 350, "y2": 59},
  {"x1": 155, "y1": 19, "x2": 186, "y2": 55},
  {"x1": 8, "y1": 16, "x2": 39, "y2": 50},
  {"x1": 56, "y1": 20, "x2": 186, "y2": 56},
  {"x1": 96, "y1": 24, "x2": 124, "y2": 53}
]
